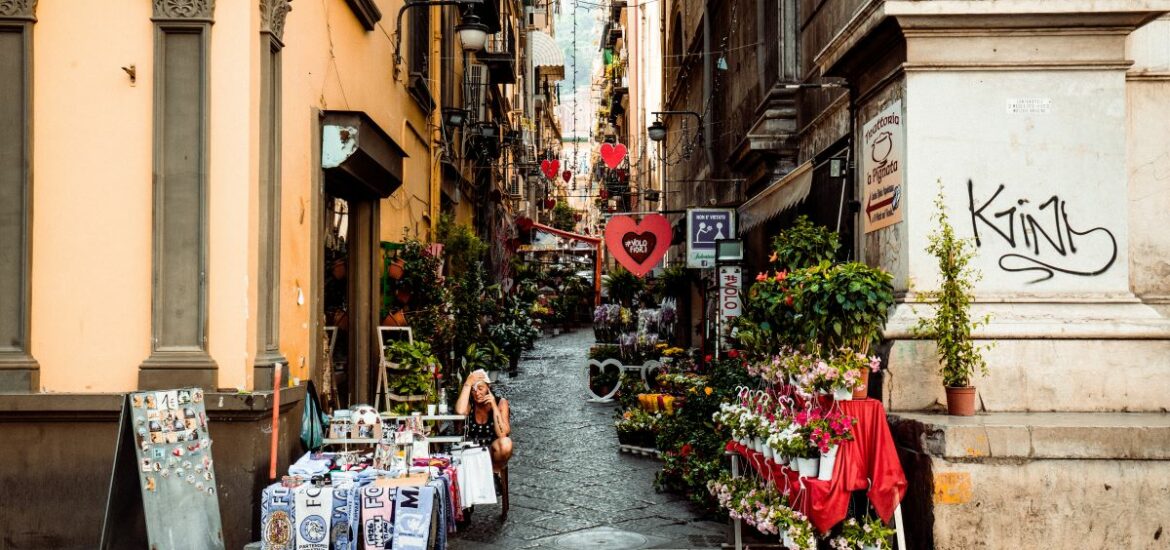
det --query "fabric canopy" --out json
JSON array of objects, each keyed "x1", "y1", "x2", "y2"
[
  {"x1": 737, "y1": 160, "x2": 814, "y2": 233},
  {"x1": 529, "y1": 31, "x2": 565, "y2": 79}
]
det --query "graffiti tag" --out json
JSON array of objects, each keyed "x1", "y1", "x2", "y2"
[{"x1": 966, "y1": 180, "x2": 1117, "y2": 284}]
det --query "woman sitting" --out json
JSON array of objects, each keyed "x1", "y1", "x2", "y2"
[{"x1": 455, "y1": 369, "x2": 513, "y2": 472}]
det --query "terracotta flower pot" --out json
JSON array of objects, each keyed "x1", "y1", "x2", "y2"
[
  {"x1": 382, "y1": 310, "x2": 407, "y2": 327},
  {"x1": 853, "y1": 368, "x2": 871, "y2": 400},
  {"x1": 945, "y1": 386, "x2": 977, "y2": 416},
  {"x1": 387, "y1": 258, "x2": 405, "y2": 280}
]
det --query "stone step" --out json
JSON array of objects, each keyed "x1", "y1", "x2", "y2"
[{"x1": 890, "y1": 411, "x2": 1170, "y2": 460}]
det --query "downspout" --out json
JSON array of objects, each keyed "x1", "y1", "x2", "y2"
[
  {"x1": 702, "y1": 2, "x2": 714, "y2": 171},
  {"x1": 429, "y1": 4, "x2": 443, "y2": 237}
]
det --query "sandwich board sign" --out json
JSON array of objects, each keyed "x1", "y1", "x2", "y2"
[{"x1": 101, "y1": 388, "x2": 224, "y2": 550}]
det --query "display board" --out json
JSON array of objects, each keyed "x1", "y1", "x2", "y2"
[{"x1": 101, "y1": 388, "x2": 225, "y2": 550}]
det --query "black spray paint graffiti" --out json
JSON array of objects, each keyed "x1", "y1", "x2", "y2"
[{"x1": 966, "y1": 180, "x2": 1117, "y2": 284}]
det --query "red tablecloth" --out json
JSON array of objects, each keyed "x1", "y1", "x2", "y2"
[{"x1": 724, "y1": 399, "x2": 906, "y2": 534}]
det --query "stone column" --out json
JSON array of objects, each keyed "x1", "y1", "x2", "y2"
[
  {"x1": 139, "y1": 0, "x2": 218, "y2": 390},
  {"x1": 0, "y1": 0, "x2": 38, "y2": 392},
  {"x1": 869, "y1": 4, "x2": 1170, "y2": 412}
]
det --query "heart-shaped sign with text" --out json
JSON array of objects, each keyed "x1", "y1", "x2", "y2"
[
  {"x1": 604, "y1": 214, "x2": 671, "y2": 277},
  {"x1": 600, "y1": 143, "x2": 628, "y2": 169},
  {"x1": 540, "y1": 159, "x2": 560, "y2": 180}
]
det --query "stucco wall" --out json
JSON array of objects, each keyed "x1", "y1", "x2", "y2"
[
  {"x1": 31, "y1": 0, "x2": 154, "y2": 392},
  {"x1": 29, "y1": 0, "x2": 438, "y2": 391}
]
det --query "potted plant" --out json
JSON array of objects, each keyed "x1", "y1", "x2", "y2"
[
  {"x1": 830, "y1": 517, "x2": 897, "y2": 550},
  {"x1": 384, "y1": 340, "x2": 440, "y2": 406},
  {"x1": 912, "y1": 184, "x2": 991, "y2": 416}
]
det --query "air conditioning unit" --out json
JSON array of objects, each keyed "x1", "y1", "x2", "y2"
[
  {"x1": 525, "y1": 7, "x2": 548, "y2": 30},
  {"x1": 464, "y1": 62, "x2": 488, "y2": 123}
]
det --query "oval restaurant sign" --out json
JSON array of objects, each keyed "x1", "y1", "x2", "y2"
[
  {"x1": 604, "y1": 214, "x2": 671, "y2": 277},
  {"x1": 862, "y1": 100, "x2": 904, "y2": 233}
]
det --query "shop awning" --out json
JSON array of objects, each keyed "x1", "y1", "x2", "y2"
[
  {"x1": 529, "y1": 31, "x2": 565, "y2": 79},
  {"x1": 321, "y1": 111, "x2": 408, "y2": 200},
  {"x1": 737, "y1": 160, "x2": 814, "y2": 233}
]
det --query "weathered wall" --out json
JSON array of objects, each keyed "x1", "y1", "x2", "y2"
[
  {"x1": 928, "y1": 458, "x2": 1169, "y2": 549},
  {"x1": 0, "y1": 391, "x2": 302, "y2": 550},
  {"x1": 1126, "y1": 16, "x2": 1170, "y2": 307}
]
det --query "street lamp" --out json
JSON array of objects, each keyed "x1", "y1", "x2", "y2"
[
  {"x1": 394, "y1": 0, "x2": 487, "y2": 71},
  {"x1": 454, "y1": 11, "x2": 489, "y2": 52},
  {"x1": 647, "y1": 120, "x2": 667, "y2": 142},
  {"x1": 442, "y1": 107, "x2": 468, "y2": 128},
  {"x1": 647, "y1": 111, "x2": 702, "y2": 142}
]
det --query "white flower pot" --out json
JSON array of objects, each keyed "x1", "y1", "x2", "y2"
[
  {"x1": 833, "y1": 387, "x2": 853, "y2": 401},
  {"x1": 762, "y1": 445, "x2": 774, "y2": 461},
  {"x1": 797, "y1": 456, "x2": 820, "y2": 478},
  {"x1": 783, "y1": 532, "x2": 795, "y2": 548},
  {"x1": 862, "y1": 545, "x2": 880, "y2": 550},
  {"x1": 777, "y1": 454, "x2": 789, "y2": 466},
  {"x1": 818, "y1": 444, "x2": 839, "y2": 481},
  {"x1": 751, "y1": 437, "x2": 761, "y2": 453}
]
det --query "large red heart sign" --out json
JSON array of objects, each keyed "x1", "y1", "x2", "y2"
[
  {"x1": 540, "y1": 159, "x2": 560, "y2": 180},
  {"x1": 604, "y1": 214, "x2": 671, "y2": 277},
  {"x1": 600, "y1": 143, "x2": 628, "y2": 169}
]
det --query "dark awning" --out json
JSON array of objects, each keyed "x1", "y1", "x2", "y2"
[{"x1": 321, "y1": 111, "x2": 408, "y2": 200}]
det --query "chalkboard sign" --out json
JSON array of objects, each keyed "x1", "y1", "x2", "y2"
[{"x1": 101, "y1": 388, "x2": 225, "y2": 550}]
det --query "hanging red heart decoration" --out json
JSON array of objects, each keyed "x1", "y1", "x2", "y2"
[
  {"x1": 544, "y1": 198, "x2": 556, "y2": 209},
  {"x1": 599, "y1": 189, "x2": 609, "y2": 199},
  {"x1": 600, "y1": 143, "x2": 628, "y2": 169},
  {"x1": 540, "y1": 159, "x2": 560, "y2": 180},
  {"x1": 562, "y1": 170, "x2": 572, "y2": 183},
  {"x1": 604, "y1": 214, "x2": 672, "y2": 277}
]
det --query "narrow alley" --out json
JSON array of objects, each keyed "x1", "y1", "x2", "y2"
[{"x1": 450, "y1": 329, "x2": 725, "y2": 550}]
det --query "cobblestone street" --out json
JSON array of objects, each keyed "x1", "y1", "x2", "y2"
[{"x1": 449, "y1": 329, "x2": 726, "y2": 550}]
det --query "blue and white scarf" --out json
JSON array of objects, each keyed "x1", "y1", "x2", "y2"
[
  {"x1": 294, "y1": 486, "x2": 333, "y2": 550},
  {"x1": 391, "y1": 485, "x2": 434, "y2": 550},
  {"x1": 260, "y1": 484, "x2": 295, "y2": 550}
]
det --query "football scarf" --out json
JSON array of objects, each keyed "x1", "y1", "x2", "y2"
[{"x1": 294, "y1": 486, "x2": 333, "y2": 550}]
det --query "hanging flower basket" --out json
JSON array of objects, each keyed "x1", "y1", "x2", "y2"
[{"x1": 382, "y1": 310, "x2": 407, "y2": 327}]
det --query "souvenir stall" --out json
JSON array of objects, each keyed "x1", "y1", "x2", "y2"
[{"x1": 257, "y1": 408, "x2": 497, "y2": 550}]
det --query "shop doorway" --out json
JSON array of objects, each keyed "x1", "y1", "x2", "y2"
[
  {"x1": 318, "y1": 111, "x2": 408, "y2": 409},
  {"x1": 321, "y1": 186, "x2": 381, "y2": 409}
]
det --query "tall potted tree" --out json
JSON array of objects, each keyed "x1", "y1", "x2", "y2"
[{"x1": 913, "y1": 184, "x2": 990, "y2": 415}]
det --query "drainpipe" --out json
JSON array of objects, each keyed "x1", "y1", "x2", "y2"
[{"x1": 702, "y1": 1, "x2": 713, "y2": 172}]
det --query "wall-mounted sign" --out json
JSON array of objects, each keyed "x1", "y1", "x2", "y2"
[
  {"x1": 686, "y1": 208, "x2": 735, "y2": 268},
  {"x1": 718, "y1": 266, "x2": 742, "y2": 322},
  {"x1": 604, "y1": 214, "x2": 671, "y2": 277},
  {"x1": 862, "y1": 100, "x2": 905, "y2": 233}
]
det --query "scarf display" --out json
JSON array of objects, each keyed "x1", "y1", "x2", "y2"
[
  {"x1": 260, "y1": 485, "x2": 295, "y2": 550},
  {"x1": 330, "y1": 483, "x2": 354, "y2": 550},
  {"x1": 391, "y1": 485, "x2": 434, "y2": 550},
  {"x1": 294, "y1": 486, "x2": 333, "y2": 550},
  {"x1": 360, "y1": 486, "x2": 396, "y2": 550}
]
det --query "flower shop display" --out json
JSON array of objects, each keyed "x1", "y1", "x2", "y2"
[
  {"x1": 697, "y1": 219, "x2": 907, "y2": 546},
  {"x1": 614, "y1": 408, "x2": 661, "y2": 448},
  {"x1": 911, "y1": 184, "x2": 992, "y2": 416}
]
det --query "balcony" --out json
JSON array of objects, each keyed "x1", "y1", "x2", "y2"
[{"x1": 479, "y1": 22, "x2": 516, "y2": 85}]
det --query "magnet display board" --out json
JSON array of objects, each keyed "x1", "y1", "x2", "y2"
[{"x1": 101, "y1": 388, "x2": 225, "y2": 550}]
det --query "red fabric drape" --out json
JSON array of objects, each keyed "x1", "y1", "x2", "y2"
[{"x1": 723, "y1": 399, "x2": 906, "y2": 534}]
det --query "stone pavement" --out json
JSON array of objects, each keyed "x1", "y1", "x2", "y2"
[{"x1": 448, "y1": 329, "x2": 726, "y2": 550}]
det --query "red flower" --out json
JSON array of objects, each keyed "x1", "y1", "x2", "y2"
[
  {"x1": 755, "y1": 272, "x2": 768, "y2": 282},
  {"x1": 680, "y1": 443, "x2": 694, "y2": 457},
  {"x1": 728, "y1": 349, "x2": 740, "y2": 359},
  {"x1": 785, "y1": 295, "x2": 794, "y2": 306},
  {"x1": 704, "y1": 354, "x2": 713, "y2": 363}
]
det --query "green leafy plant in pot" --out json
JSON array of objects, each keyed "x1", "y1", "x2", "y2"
[{"x1": 912, "y1": 183, "x2": 991, "y2": 416}]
